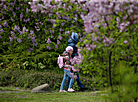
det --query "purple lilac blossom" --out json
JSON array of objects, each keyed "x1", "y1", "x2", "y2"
[
  {"x1": 8, "y1": 43, "x2": 12, "y2": 46},
  {"x1": 14, "y1": 25, "x2": 20, "y2": 32},
  {"x1": 124, "y1": 40, "x2": 128, "y2": 44},
  {"x1": 36, "y1": 28, "x2": 40, "y2": 31},
  {"x1": 28, "y1": 36, "x2": 31, "y2": 39},
  {"x1": 86, "y1": 44, "x2": 89, "y2": 48},
  {"x1": 61, "y1": 23, "x2": 65, "y2": 26},
  {"x1": 0, "y1": 25, "x2": 2, "y2": 29},
  {"x1": 15, "y1": 7, "x2": 20, "y2": 10},
  {"x1": 22, "y1": 26, "x2": 26, "y2": 33},
  {"x1": 79, "y1": 38, "x2": 83, "y2": 42},
  {"x1": 24, "y1": 19, "x2": 27, "y2": 22},
  {"x1": 59, "y1": 28, "x2": 63, "y2": 32},
  {"x1": 10, "y1": 3, "x2": 15, "y2": 5},
  {"x1": 27, "y1": 18, "x2": 30, "y2": 22},
  {"x1": 33, "y1": 43, "x2": 38, "y2": 46},
  {"x1": 91, "y1": 44, "x2": 97, "y2": 49},
  {"x1": 4, "y1": 5, "x2": 8, "y2": 10},
  {"x1": 20, "y1": 12, "x2": 23, "y2": 20},
  {"x1": 28, "y1": 49, "x2": 31, "y2": 53},
  {"x1": 10, "y1": 8, "x2": 13, "y2": 11},
  {"x1": 47, "y1": 38, "x2": 51, "y2": 44},
  {"x1": 47, "y1": 46, "x2": 51, "y2": 50},
  {"x1": 50, "y1": 29, "x2": 52, "y2": 33},
  {"x1": 17, "y1": 38, "x2": 22, "y2": 43},
  {"x1": 52, "y1": 30, "x2": 54, "y2": 33},
  {"x1": 3, "y1": 21, "x2": 8, "y2": 27},
  {"x1": 55, "y1": 45, "x2": 58, "y2": 49},
  {"x1": 70, "y1": 24, "x2": 73, "y2": 27},
  {"x1": 26, "y1": 8, "x2": 29, "y2": 13},
  {"x1": 10, "y1": 31, "x2": 15, "y2": 34},
  {"x1": 0, "y1": 29, "x2": 4, "y2": 33},
  {"x1": 26, "y1": 29, "x2": 28, "y2": 32},
  {"x1": 31, "y1": 36, "x2": 36, "y2": 43},
  {"x1": 30, "y1": 30, "x2": 34, "y2": 35},
  {"x1": 19, "y1": 31, "x2": 23, "y2": 35},
  {"x1": 9, "y1": 36, "x2": 13, "y2": 41},
  {"x1": 13, "y1": 36, "x2": 16, "y2": 39},
  {"x1": 58, "y1": 35, "x2": 62, "y2": 40},
  {"x1": 30, "y1": 48, "x2": 34, "y2": 51},
  {"x1": 57, "y1": 40, "x2": 60, "y2": 44},
  {"x1": 65, "y1": 31, "x2": 70, "y2": 33},
  {"x1": 2, "y1": 16, "x2": 4, "y2": 19},
  {"x1": 87, "y1": 47, "x2": 91, "y2": 51},
  {"x1": 13, "y1": 12, "x2": 16, "y2": 16}
]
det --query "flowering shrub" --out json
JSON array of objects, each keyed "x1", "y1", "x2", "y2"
[
  {"x1": 0, "y1": 0, "x2": 138, "y2": 100},
  {"x1": 0, "y1": 0, "x2": 87, "y2": 70},
  {"x1": 76, "y1": 0, "x2": 138, "y2": 101}
]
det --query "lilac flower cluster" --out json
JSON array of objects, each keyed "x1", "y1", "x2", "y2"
[
  {"x1": 85, "y1": 44, "x2": 97, "y2": 51},
  {"x1": 70, "y1": 49, "x2": 83, "y2": 67},
  {"x1": 47, "y1": 38, "x2": 51, "y2": 44},
  {"x1": 3, "y1": 21, "x2": 8, "y2": 27},
  {"x1": 47, "y1": 46, "x2": 51, "y2": 50},
  {"x1": 79, "y1": 0, "x2": 138, "y2": 35},
  {"x1": 27, "y1": 0, "x2": 88, "y2": 51},
  {"x1": 28, "y1": 48, "x2": 34, "y2": 53},
  {"x1": 7, "y1": 24, "x2": 37, "y2": 49},
  {"x1": 103, "y1": 37, "x2": 114, "y2": 47}
]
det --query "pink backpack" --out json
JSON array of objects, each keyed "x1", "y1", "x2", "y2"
[{"x1": 57, "y1": 55, "x2": 64, "y2": 68}]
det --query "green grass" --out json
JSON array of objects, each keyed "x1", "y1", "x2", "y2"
[{"x1": 0, "y1": 87, "x2": 110, "y2": 102}]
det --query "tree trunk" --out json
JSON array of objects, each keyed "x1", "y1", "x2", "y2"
[
  {"x1": 134, "y1": 65, "x2": 137, "y2": 102},
  {"x1": 109, "y1": 51, "x2": 113, "y2": 92}
]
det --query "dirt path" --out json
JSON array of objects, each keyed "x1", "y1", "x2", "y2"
[{"x1": 0, "y1": 90, "x2": 21, "y2": 93}]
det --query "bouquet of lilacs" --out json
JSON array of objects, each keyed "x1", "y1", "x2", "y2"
[{"x1": 70, "y1": 49, "x2": 83, "y2": 72}]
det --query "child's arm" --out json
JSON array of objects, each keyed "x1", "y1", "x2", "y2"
[{"x1": 72, "y1": 66, "x2": 80, "y2": 72}]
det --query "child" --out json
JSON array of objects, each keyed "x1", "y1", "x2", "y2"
[
  {"x1": 59, "y1": 46, "x2": 77, "y2": 92},
  {"x1": 67, "y1": 48, "x2": 88, "y2": 91}
]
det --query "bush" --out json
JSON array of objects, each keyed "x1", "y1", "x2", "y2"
[
  {"x1": 0, "y1": 69, "x2": 26, "y2": 86},
  {"x1": 0, "y1": 69, "x2": 101, "y2": 91}
]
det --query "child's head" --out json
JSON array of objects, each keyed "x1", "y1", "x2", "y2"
[{"x1": 66, "y1": 46, "x2": 73, "y2": 55}]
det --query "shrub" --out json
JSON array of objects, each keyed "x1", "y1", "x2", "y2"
[{"x1": 0, "y1": 69, "x2": 100, "y2": 91}]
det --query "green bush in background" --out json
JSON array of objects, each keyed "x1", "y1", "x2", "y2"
[{"x1": 0, "y1": 69, "x2": 97, "y2": 91}]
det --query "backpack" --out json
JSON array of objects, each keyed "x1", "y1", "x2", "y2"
[{"x1": 57, "y1": 55, "x2": 64, "y2": 68}]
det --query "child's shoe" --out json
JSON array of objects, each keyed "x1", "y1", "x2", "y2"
[
  {"x1": 59, "y1": 90, "x2": 67, "y2": 92},
  {"x1": 68, "y1": 88, "x2": 75, "y2": 92}
]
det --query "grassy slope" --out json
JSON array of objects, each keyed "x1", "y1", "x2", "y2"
[
  {"x1": 0, "y1": 87, "x2": 109, "y2": 102},
  {"x1": 0, "y1": 69, "x2": 110, "y2": 102}
]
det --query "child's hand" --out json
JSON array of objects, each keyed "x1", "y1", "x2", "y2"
[
  {"x1": 77, "y1": 69, "x2": 80, "y2": 72},
  {"x1": 74, "y1": 75, "x2": 78, "y2": 79},
  {"x1": 73, "y1": 69, "x2": 80, "y2": 72}
]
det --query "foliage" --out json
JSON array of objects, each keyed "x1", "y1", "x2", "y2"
[
  {"x1": 0, "y1": 0, "x2": 138, "y2": 101},
  {"x1": 0, "y1": 0, "x2": 86, "y2": 71},
  {"x1": 76, "y1": 1, "x2": 138, "y2": 101},
  {"x1": 105, "y1": 63, "x2": 138, "y2": 102},
  {"x1": 0, "y1": 69, "x2": 98, "y2": 91}
]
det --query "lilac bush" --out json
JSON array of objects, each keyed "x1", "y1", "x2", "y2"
[
  {"x1": 0, "y1": 1, "x2": 138, "y2": 100},
  {"x1": 76, "y1": 0, "x2": 138, "y2": 100},
  {"x1": 0, "y1": 0, "x2": 87, "y2": 71}
]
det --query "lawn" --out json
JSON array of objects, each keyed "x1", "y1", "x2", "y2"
[{"x1": 0, "y1": 87, "x2": 109, "y2": 102}]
